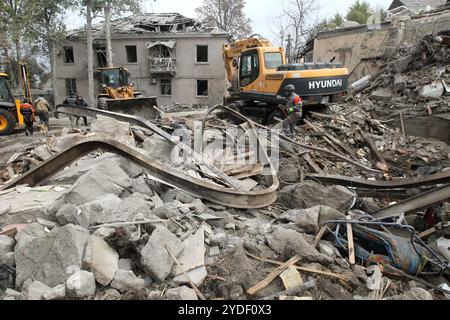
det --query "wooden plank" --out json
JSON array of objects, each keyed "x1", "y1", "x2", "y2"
[
  {"x1": 245, "y1": 251, "x2": 349, "y2": 283},
  {"x1": 313, "y1": 226, "x2": 328, "y2": 248},
  {"x1": 303, "y1": 154, "x2": 324, "y2": 174},
  {"x1": 346, "y1": 216, "x2": 356, "y2": 265},
  {"x1": 246, "y1": 256, "x2": 300, "y2": 295},
  {"x1": 279, "y1": 265, "x2": 303, "y2": 289}
]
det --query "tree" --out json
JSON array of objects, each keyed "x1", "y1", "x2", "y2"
[
  {"x1": 195, "y1": 0, "x2": 253, "y2": 40},
  {"x1": 346, "y1": 0, "x2": 372, "y2": 25},
  {"x1": 271, "y1": 0, "x2": 319, "y2": 63},
  {"x1": 103, "y1": 0, "x2": 141, "y2": 68},
  {"x1": 0, "y1": 0, "x2": 36, "y2": 87},
  {"x1": 29, "y1": 0, "x2": 69, "y2": 105}
]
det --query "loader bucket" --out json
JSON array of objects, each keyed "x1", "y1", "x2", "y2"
[{"x1": 105, "y1": 96, "x2": 158, "y2": 120}]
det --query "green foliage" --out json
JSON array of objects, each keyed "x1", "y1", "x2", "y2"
[{"x1": 346, "y1": 0, "x2": 373, "y2": 25}]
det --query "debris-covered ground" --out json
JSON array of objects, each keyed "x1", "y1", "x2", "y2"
[{"x1": 0, "y1": 33, "x2": 449, "y2": 301}]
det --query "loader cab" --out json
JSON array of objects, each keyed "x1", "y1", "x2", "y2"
[
  {"x1": 98, "y1": 67, "x2": 130, "y2": 89},
  {"x1": 0, "y1": 74, "x2": 14, "y2": 105}
]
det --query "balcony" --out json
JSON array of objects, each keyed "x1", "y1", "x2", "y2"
[{"x1": 149, "y1": 57, "x2": 176, "y2": 76}]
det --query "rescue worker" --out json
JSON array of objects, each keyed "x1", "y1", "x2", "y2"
[
  {"x1": 20, "y1": 99, "x2": 34, "y2": 136},
  {"x1": 34, "y1": 96, "x2": 50, "y2": 134},
  {"x1": 282, "y1": 84, "x2": 303, "y2": 138},
  {"x1": 63, "y1": 93, "x2": 79, "y2": 130},
  {"x1": 75, "y1": 95, "x2": 89, "y2": 127}
]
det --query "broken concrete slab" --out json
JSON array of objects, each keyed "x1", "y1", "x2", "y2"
[
  {"x1": 118, "y1": 258, "x2": 132, "y2": 271},
  {"x1": 89, "y1": 115, "x2": 136, "y2": 147},
  {"x1": 370, "y1": 88, "x2": 393, "y2": 100},
  {"x1": 278, "y1": 181, "x2": 356, "y2": 212},
  {"x1": 56, "y1": 203, "x2": 89, "y2": 228},
  {"x1": 278, "y1": 205, "x2": 345, "y2": 233},
  {"x1": 83, "y1": 235, "x2": 119, "y2": 286},
  {"x1": 64, "y1": 161, "x2": 132, "y2": 206},
  {"x1": 66, "y1": 270, "x2": 96, "y2": 299},
  {"x1": 393, "y1": 74, "x2": 407, "y2": 92},
  {"x1": 131, "y1": 175, "x2": 154, "y2": 195},
  {"x1": 43, "y1": 284, "x2": 66, "y2": 300},
  {"x1": 93, "y1": 227, "x2": 116, "y2": 239},
  {"x1": 266, "y1": 227, "x2": 333, "y2": 265},
  {"x1": 24, "y1": 281, "x2": 51, "y2": 300},
  {"x1": 111, "y1": 269, "x2": 145, "y2": 292},
  {"x1": 140, "y1": 225, "x2": 183, "y2": 282},
  {"x1": 0, "y1": 252, "x2": 15, "y2": 268},
  {"x1": 15, "y1": 224, "x2": 90, "y2": 288},
  {"x1": 173, "y1": 227, "x2": 206, "y2": 286},
  {"x1": 0, "y1": 235, "x2": 15, "y2": 255},
  {"x1": 0, "y1": 187, "x2": 67, "y2": 224},
  {"x1": 77, "y1": 194, "x2": 122, "y2": 226},
  {"x1": 142, "y1": 135, "x2": 174, "y2": 162},
  {"x1": 47, "y1": 153, "x2": 117, "y2": 185},
  {"x1": 165, "y1": 286, "x2": 198, "y2": 300}
]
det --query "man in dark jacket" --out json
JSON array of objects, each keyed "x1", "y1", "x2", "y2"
[
  {"x1": 76, "y1": 95, "x2": 89, "y2": 127},
  {"x1": 20, "y1": 99, "x2": 34, "y2": 136}
]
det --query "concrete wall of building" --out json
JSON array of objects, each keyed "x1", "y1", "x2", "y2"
[
  {"x1": 311, "y1": 9, "x2": 450, "y2": 82},
  {"x1": 55, "y1": 34, "x2": 228, "y2": 106}
]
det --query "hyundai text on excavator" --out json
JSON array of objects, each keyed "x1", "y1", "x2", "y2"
[
  {"x1": 96, "y1": 66, "x2": 158, "y2": 119},
  {"x1": 223, "y1": 35, "x2": 349, "y2": 123},
  {"x1": 0, "y1": 63, "x2": 31, "y2": 135}
]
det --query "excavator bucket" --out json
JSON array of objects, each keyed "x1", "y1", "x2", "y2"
[{"x1": 104, "y1": 96, "x2": 158, "y2": 120}]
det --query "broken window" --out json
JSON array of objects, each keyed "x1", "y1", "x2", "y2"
[
  {"x1": 96, "y1": 47, "x2": 107, "y2": 68},
  {"x1": 160, "y1": 79, "x2": 172, "y2": 96},
  {"x1": 126, "y1": 45, "x2": 137, "y2": 63},
  {"x1": 65, "y1": 78, "x2": 77, "y2": 96},
  {"x1": 196, "y1": 45, "x2": 208, "y2": 63},
  {"x1": 196, "y1": 80, "x2": 208, "y2": 96},
  {"x1": 63, "y1": 46, "x2": 74, "y2": 64}
]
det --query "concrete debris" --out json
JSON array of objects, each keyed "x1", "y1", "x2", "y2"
[
  {"x1": 83, "y1": 235, "x2": 119, "y2": 286},
  {"x1": 0, "y1": 235, "x2": 15, "y2": 255},
  {"x1": 15, "y1": 224, "x2": 90, "y2": 288},
  {"x1": 165, "y1": 286, "x2": 198, "y2": 300},
  {"x1": 1, "y1": 31, "x2": 450, "y2": 300},
  {"x1": 173, "y1": 227, "x2": 206, "y2": 286},
  {"x1": 42, "y1": 284, "x2": 66, "y2": 300},
  {"x1": 64, "y1": 161, "x2": 131, "y2": 206},
  {"x1": 24, "y1": 281, "x2": 51, "y2": 300},
  {"x1": 111, "y1": 270, "x2": 145, "y2": 292},
  {"x1": 140, "y1": 225, "x2": 183, "y2": 282},
  {"x1": 66, "y1": 270, "x2": 96, "y2": 299}
]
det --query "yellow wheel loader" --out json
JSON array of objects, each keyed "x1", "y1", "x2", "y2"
[
  {"x1": 96, "y1": 66, "x2": 158, "y2": 119},
  {"x1": 0, "y1": 71, "x2": 25, "y2": 136},
  {"x1": 223, "y1": 35, "x2": 349, "y2": 123}
]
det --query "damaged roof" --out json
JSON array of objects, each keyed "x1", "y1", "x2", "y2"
[
  {"x1": 66, "y1": 12, "x2": 227, "y2": 40},
  {"x1": 388, "y1": 0, "x2": 448, "y2": 12}
]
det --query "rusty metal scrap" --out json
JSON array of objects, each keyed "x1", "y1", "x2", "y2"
[{"x1": 0, "y1": 138, "x2": 278, "y2": 209}]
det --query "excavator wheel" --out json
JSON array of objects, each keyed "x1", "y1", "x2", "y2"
[{"x1": 0, "y1": 109, "x2": 16, "y2": 136}]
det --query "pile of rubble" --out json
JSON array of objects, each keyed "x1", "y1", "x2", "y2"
[
  {"x1": 0, "y1": 103, "x2": 449, "y2": 300},
  {"x1": 349, "y1": 32, "x2": 450, "y2": 120}
]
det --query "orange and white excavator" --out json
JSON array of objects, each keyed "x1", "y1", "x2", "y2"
[{"x1": 223, "y1": 35, "x2": 349, "y2": 123}]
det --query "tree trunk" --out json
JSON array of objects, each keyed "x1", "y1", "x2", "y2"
[
  {"x1": 50, "y1": 39, "x2": 57, "y2": 110},
  {"x1": 86, "y1": 0, "x2": 95, "y2": 107},
  {"x1": 105, "y1": 1, "x2": 113, "y2": 68}
]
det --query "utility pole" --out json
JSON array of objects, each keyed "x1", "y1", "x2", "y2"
[
  {"x1": 286, "y1": 34, "x2": 292, "y2": 64},
  {"x1": 280, "y1": 30, "x2": 284, "y2": 49}
]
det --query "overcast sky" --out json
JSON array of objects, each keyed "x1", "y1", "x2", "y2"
[{"x1": 66, "y1": 0, "x2": 393, "y2": 43}]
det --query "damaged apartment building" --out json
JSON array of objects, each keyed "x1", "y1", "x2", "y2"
[
  {"x1": 54, "y1": 13, "x2": 229, "y2": 106},
  {"x1": 302, "y1": 0, "x2": 450, "y2": 82}
]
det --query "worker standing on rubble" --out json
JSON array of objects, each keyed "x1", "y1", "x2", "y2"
[
  {"x1": 20, "y1": 99, "x2": 34, "y2": 136},
  {"x1": 282, "y1": 84, "x2": 303, "y2": 138},
  {"x1": 75, "y1": 95, "x2": 89, "y2": 128},
  {"x1": 63, "y1": 93, "x2": 79, "y2": 131},
  {"x1": 34, "y1": 96, "x2": 50, "y2": 134}
]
